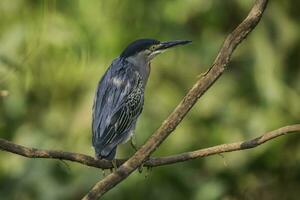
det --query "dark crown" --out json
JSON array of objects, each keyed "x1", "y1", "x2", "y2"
[{"x1": 120, "y1": 39, "x2": 160, "y2": 58}]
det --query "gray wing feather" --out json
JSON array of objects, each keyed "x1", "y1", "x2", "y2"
[{"x1": 92, "y1": 59, "x2": 144, "y2": 156}]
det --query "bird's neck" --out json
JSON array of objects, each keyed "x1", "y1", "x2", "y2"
[
  {"x1": 125, "y1": 57, "x2": 150, "y2": 86},
  {"x1": 125, "y1": 53, "x2": 149, "y2": 67}
]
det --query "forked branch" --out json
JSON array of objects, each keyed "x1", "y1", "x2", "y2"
[{"x1": 82, "y1": 0, "x2": 270, "y2": 199}]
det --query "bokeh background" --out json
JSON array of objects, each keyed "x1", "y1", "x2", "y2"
[{"x1": 0, "y1": 0, "x2": 300, "y2": 199}]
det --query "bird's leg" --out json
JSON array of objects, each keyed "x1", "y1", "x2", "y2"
[
  {"x1": 102, "y1": 169, "x2": 106, "y2": 177},
  {"x1": 130, "y1": 136, "x2": 138, "y2": 152},
  {"x1": 111, "y1": 159, "x2": 118, "y2": 171}
]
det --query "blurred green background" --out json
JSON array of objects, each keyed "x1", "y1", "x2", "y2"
[{"x1": 0, "y1": 0, "x2": 299, "y2": 199}]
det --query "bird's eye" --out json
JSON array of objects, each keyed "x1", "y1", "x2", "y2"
[{"x1": 150, "y1": 45, "x2": 157, "y2": 51}]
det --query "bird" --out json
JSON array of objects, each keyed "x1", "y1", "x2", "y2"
[{"x1": 92, "y1": 38, "x2": 191, "y2": 161}]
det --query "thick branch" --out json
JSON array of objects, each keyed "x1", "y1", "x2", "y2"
[
  {"x1": 83, "y1": 0, "x2": 269, "y2": 199},
  {"x1": 1, "y1": 125, "x2": 299, "y2": 169}
]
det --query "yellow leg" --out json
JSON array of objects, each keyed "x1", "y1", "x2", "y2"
[
  {"x1": 102, "y1": 169, "x2": 106, "y2": 177},
  {"x1": 130, "y1": 136, "x2": 138, "y2": 152},
  {"x1": 111, "y1": 159, "x2": 118, "y2": 171}
]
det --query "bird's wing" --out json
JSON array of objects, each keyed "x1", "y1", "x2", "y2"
[{"x1": 92, "y1": 62, "x2": 144, "y2": 156}]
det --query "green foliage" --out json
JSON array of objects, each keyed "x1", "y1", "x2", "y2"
[{"x1": 0, "y1": 0, "x2": 299, "y2": 199}]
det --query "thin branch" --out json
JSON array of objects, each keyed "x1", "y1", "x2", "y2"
[
  {"x1": 0, "y1": 138, "x2": 117, "y2": 169},
  {"x1": 146, "y1": 124, "x2": 300, "y2": 167},
  {"x1": 83, "y1": 0, "x2": 269, "y2": 199},
  {"x1": 1, "y1": 125, "x2": 300, "y2": 169}
]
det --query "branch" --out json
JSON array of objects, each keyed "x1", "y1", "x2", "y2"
[
  {"x1": 0, "y1": 138, "x2": 117, "y2": 169},
  {"x1": 83, "y1": 0, "x2": 269, "y2": 199},
  {"x1": 1, "y1": 125, "x2": 300, "y2": 169},
  {"x1": 146, "y1": 124, "x2": 300, "y2": 167}
]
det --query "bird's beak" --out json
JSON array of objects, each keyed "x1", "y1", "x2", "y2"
[{"x1": 156, "y1": 40, "x2": 192, "y2": 51}]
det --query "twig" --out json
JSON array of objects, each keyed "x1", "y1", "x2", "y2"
[{"x1": 82, "y1": 0, "x2": 269, "y2": 199}]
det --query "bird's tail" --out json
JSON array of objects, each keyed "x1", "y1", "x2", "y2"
[{"x1": 95, "y1": 146, "x2": 117, "y2": 161}]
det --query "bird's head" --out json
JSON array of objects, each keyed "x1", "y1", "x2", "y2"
[{"x1": 120, "y1": 38, "x2": 191, "y2": 64}]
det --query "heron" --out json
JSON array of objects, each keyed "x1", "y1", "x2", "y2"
[{"x1": 92, "y1": 38, "x2": 191, "y2": 161}]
